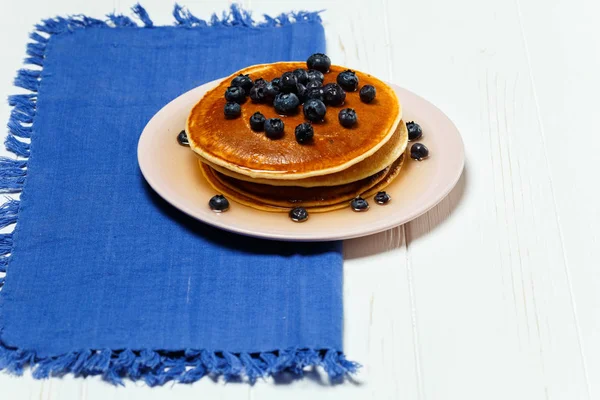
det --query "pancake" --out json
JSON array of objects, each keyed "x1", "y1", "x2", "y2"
[
  {"x1": 206, "y1": 162, "x2": 389, "y2": 208},
  {"x1": 187, "y1": 62, "x2": 401, "y2": 180},
  {"x1": 199, "y1": 120, "x2": 409, "y2": 187},
  {"x1": 198, "y1": 167, "x2": 350, "y2": 213},
  {"x1": 199, "y1": 154, "x2": 405, "y2": 212},
  {"x1": 362, "y1": 153, "x2": 406, "y2": 197}
]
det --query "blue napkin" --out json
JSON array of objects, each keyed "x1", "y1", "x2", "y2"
[{"x1": 0, "y1": 4, "x2": 357, "y2": 385}]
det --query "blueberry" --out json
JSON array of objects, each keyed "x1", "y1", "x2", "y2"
[
  {"x1": 249, "y1": 85, "x2": 268, "y2": 103},
  {"x1": 374, "y1": 191, "x2": 391, "y2": 205},
  {"x1": 306, "y1": 80, "x2": 322, "y2": 89},
  {"x1": 306, "y1": 53, "x2": 331, "y2": 73},
  {"x1": 271, "y1": 77, "x2": 281, "y2": 88},
  {"x1": 295, "y1": 122, "x2": 314, "y2": 144},
  {"x1": 231, "y1": 74, "x2": 253, "y2": 92},
  {"x1": 273, "y1": 92, "x2": 300, "y2": 115},
  {"x1": 250, "y1": 81, "x2": 278, "y2": 103},
  {"x1": 264, "y1": 82, "x2": 280, "y2": 103},
  {"x1": 338, "y1": 108, "x2": 357, "y2": 128},
  {"x1": 296, "y1": 83, "x2": 308, "y2": 103},
  {"x1": 351, "y1": 197, "x2": 369, "y2": 212},
  {"x1": 224, "y1": 86, "x2": 246, "y2": 103},
  {"x1": 293, "y1": 68, "x2": 309, "y2": 84},
  {"x1": 337, "y1": 70, "x2": 359, "y2": 92},
  {"x1": 249, "y1": 112, "x2": 266, "y2": 132},
  {"x1": 280, "y1": 72, "x2": 298, "y2": 93},
  {"x1": 305, "y1": 87, "x2": 325, "y2": 102},
  {"x1": 323, "y1": 83, "x2": 346, "y2": 106},
  {"x1": 254, "y1": 78, "x2": 268, "y2": 87},
  {"x1": 359, "y1": 85, "x2": 376, "y2": 103},
  {"x1": 410, "y1": 143, "x2": 429, "y2": 161},
  {"x1": 307, "y1": 69, "x2": 324, "y2": 83},
  {"x1": 209, "y1": 194, "x2": 230, "y2": 212},
  {"x1": 177, "y1": 130, "x2": 189, "y2": 146},
  {"x1": 224, "y1": 102, "x2": 241, "y2": 119},
  {"x1": 303, "y1": 99, "x2": 327, "y2": 122},
  {"x1": 289, "y1": 206, "x2": 309, "y2": 222},
  {"x1": 406, "y1": 121, "x2": 423, "y2": 141},
  {"x1": 264, "y1": 118, "x2": 285, "y2": 139}
]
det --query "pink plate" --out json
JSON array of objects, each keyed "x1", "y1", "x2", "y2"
[{"x1": 137, "y1": 80, "x2": 464, "y2": 241}]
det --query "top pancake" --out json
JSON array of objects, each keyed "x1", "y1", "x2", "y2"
[
  {"x1": 187, "y1": 62, "x2": 401, "y2": 180},
  {"x1": 201, "y1": 120, "x2": 409, "y2": 187}
]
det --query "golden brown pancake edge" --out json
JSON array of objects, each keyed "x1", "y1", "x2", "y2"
[
  {"x1": 198, "y1": 120, "x2": 409, "y2": 187},
  {"x1": 198, "y1": 154, "x2": 405, "y2": 212}
]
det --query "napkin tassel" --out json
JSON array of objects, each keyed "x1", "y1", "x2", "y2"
[
  {"x1": 107, "y1": 14, "x2": 138, "y2": 28},
  {"x1": 5, "y1": 136, "x2": 30, "y2": 158},
  {"x1": 0, "y1": 159, "x2": 27, "y2": 193},
  {"x1": 0, "y1": 347, "x2": 36, "y2": 374},
  {"x1": 132, "y1": 4, "x2": 154, "y2": 28},
  {"x1": 323, "y1": 349, "x2": 361, "y2": 380}
]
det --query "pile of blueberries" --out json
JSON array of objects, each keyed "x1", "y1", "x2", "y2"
[{"x1": 222, "y1": 53, "x2": 377, "y2": 144}]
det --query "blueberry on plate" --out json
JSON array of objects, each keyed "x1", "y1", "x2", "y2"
[
  {"x1": 305, "y1": 87, "x2": 325, "y2": 102},
  {"x1": 306, "y1": 80, "x2": 322, "y2": 89},
  {"x1": 295, "y1": 122, "x2": 314, "y2": 144},
  {"x1": 359, "y1": 85, "x2": 376, "y2": 103},
  {"x1": 264, "y1": 118, "x2": 285, "y2": 139},
  {"x1": 293, "y1": 68, "x2": 309, "y2": 84},
  {"x1": 280, "y1": 72, "x2": 298, "y2": 93},
  {"x1": 230, "y1": 74, "x2": 253, "y2": 92},
  {"x1": 338, "y1": 108, "x2": 357, "y2": 128},
  {"x1": 249, "y1": 112, "x2": 266, "y2": 132},
  {"x1": 224, "y1": 102, "x2": 241, "y2": 119},
  {"x1": 273, "y1": 92, "x2": 300, "y2": 115},
  {"x1": 322, "y1": 83, "x2": 346, "y2": 106},
  {"x1": 406, "y1": 121, "x2": 423, "y2": 141},
  {"x1": 351, "y1": 197, "x2": 369, "y2": 212},
  {"x1": 224, "y1": 86, "x2": 246, "y2": 103},
  {"x1": 177, "y1": 130, "x2": 189, "y2": 146},
  {"x1": 307, "y1": 69, "x2": 325, "y2": 83},
  {"x1": 303, "y1": 99, "x2": 327, "y2": 122},
  {"x1": 306, "y1": 53, "x2": 331, "y2": 73},
  {"x1": 337, "y1": 70, "x2": 359, "y2": 92},
  {"x1": 271, "y1": 77, "x2": 281, "y2": 88},
  {"x1": 410, "y1": 143, "x2": 429, "y2": 161},
  {"x1": 209, "y1": 194, "x2": 230, "y2": 212},
  {"x1": 374, "y1": 191, "x2": 391, "y2": 205},
  {"x1": 289, "y1": 206, "x2": 309, "y2": 222}
]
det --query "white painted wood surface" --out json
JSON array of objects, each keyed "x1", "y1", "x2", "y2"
[{"x1": 1, "y1": 0, "x2": 598, "y2": 398}]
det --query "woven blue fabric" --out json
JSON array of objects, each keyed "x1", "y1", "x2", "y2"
[{"x1": 0, "y1": 5, "x2": 356, "y2": 385}]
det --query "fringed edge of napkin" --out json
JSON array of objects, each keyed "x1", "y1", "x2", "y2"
[
  {"x1": 0, "y1": 3, "x2": 360, "y2": 386},
  {"x1": 0, "y1": 347, "x2": 359, "y2": 386}
]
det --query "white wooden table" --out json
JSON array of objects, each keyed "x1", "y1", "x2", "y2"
[{"x1": 1, "y1": 0, "x2": 599, "y2": 399}]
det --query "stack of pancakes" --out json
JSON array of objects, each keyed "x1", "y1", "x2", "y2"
[{"x1": 186, "y1": 62, "x2": 407, "y2": 212}]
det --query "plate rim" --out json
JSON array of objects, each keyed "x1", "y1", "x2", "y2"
[{"x1": 138, "y1": 80, "x2": 465, "y2": 242}]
